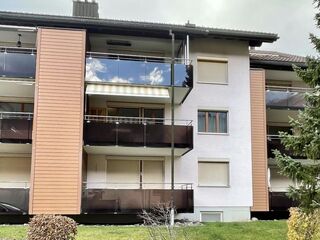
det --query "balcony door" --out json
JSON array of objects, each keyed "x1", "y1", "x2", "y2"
[
  {"x1": 106, "y1": 158, "x2": 164, "y2": 189},
  {"x1": 142, "y1": 161, "x2": 164, "y2": 189},
  {"x1": 107, "y1": 160, "x2": 140, "y2": 189},
  {"x1": 106, "y1": 105, "x2": 164, "y2": 124}
]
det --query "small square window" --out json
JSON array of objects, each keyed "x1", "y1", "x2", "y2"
[{"x1": 198, "y1": 110, "x2": 228, "y2": 133}]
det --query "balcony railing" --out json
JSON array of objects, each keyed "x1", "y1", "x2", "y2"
[
  {"x1": 266, "y1": 86, "x2": 309, "y2": 109},
  {"x1": 84, "y1": 115, "x2": 193, "y2": 149},
  {"x1": 85, "y1": 52, "x2": 193, "y2": 88},
  {"x1": 0, "y1": 112, "x2": 33, "y2": 143},
  {"x1": 0, "y1": 182, "x2": 29, "y2": 214},
  {"x1": 269, "y1": 191, "x2": 298, "y2": 211},
  {"x1": 0, "y1": 48, "x2": 36, "y2": 79},
  {"x1": 82, "y1": 182, "x2": 194, "y2": 214},
  {"x1": 267, "y1": 135, "x2": 305, "y2": 159}
]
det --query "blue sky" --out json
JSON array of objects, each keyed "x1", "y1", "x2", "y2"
[{"x1": 0, "y1": 0, "x2": 319, "y2": 56}]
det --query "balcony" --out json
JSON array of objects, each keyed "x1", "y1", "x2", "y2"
[
  {"x1": 84, "y1": 116, "x2": 193, "y2": 156},
  {"x1": 82, "y1": 183, "x2": 194, "y2": 214},
  {"x1": 269, "y1": 191, "x2": 298, "y2": 211},
  {"x1": 85, "y1": 53, "x2": 193, "y2": 104},
  {"x1": 266, "y1": 86, "x2": 308, "y2": 110},
  {"x1": 0, "y1": 48, "x2": 36, "y2": 79},
  {"x1": 267, "y1": 135, "x2": 305, "y2": 159},
  {"x1": 0, "y1": 112, "x2": 33, "y2": 144},
  {"x1": 0, "y1": 48, "x2": 36, "y2": 100},
  {"x1": 0, "y1": 182, "x2": 29, "y2": 215}
]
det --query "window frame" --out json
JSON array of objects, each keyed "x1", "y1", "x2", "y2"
[
  {"x1": 197, "y1": 57, "x2": 228, "y2": 85},
  {"x1": 198, "y1": 160, "x2": 230, "y2": 188},
  {"x1": 200, "y1": 211, "x2": 223, "y2": 222},
  {"x1": 197, "y1": 110, "x2": 229, "y2": 134}
]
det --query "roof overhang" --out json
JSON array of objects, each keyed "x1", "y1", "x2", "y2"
[
  {"x1": 250, "y1": 60, "x2": 307, "y2": 71},
  {"x1": 0, "y1": 11, "x2": 278, "y2": 46},
  {"x1": 0, "y1": 79, "x2": 35, "y2": 100},
  {"x1": 84, "y1": 145, "x2": 190, "y2": 157}
]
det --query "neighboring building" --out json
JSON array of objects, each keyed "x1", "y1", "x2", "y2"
[
  {"x1": 250, "y1": 50, "x2": 307, "y2": 216},
  {"x1": 0, "y1": 1, "x2": 306, "y2": 223}
]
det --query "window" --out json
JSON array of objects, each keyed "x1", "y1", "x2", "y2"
[
  {"x1": 201, "y1": 212, "x2": 223, "y2": 222},
  {"x1": 197, "y1": 59, "x2": 228, "y2": 84},
  {"x1": 106, "y1": 105, "x2": 164, "y2": 124},
  {"x1": 198, "y1": 161, "x2": 229, "y2": 187},
  {"x1": 198, "y1": 110, "x2": 228, "y2": 133}
]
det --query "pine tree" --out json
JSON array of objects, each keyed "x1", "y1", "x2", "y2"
[{"x1": 273, "y1": 1, "x2": 320, "y2": 214}]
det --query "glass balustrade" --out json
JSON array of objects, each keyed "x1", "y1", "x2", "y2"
[
  {"x1": 0, "y1": 49, "x2": 36, "y2": 79},
  {"x1": 82, "y1": 182, "x2": 194, "y2": 214},
  {"x1": 84, "y1": 116, "x2": 193, "y2": 149},
  {"x1": 266, "y1": 87, "x2": 307, "y2": 109},
  {"x1": 0, "y1": 182, "x2": 29, "y2": 214},
  {"x1": 86, "y1": 54, "x2": 193, "y2": 88},
  {"x1": 0, "y1": 112, "x2": 33, "y2": 143}
]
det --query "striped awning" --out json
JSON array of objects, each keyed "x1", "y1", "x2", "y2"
[{"x1": 86, "y1": 84, "x2": 170, "y2": 99}]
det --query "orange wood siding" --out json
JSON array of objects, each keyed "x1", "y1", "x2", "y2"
[
  {"x1": 250, "y1": 69, "x2": 269, "y2": 212},
  {"x1": 29, "y1": 28, "x2": 85, "y2": 214}
]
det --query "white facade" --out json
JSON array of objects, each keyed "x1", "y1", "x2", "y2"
[{"x1": 171, "y1": 39, "x2": 253, "y2": 221}]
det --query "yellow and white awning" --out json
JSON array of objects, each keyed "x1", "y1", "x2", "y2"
[{"x1": 86, "y1": 84, "x2": 170, "y2": 99}]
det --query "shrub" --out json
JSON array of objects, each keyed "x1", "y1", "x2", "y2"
[
  {"x1": 287, "y1": 208, "x2": 320, "y2": 240},
  {"x1": 27, "y1": 215, "x2": 77, "y2": 240}
]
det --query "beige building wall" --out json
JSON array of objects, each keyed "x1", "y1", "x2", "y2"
[
  {"x1": 250, "y1": 69, "x2": 269, "y2": 212},
  {"x1": 29, "y1": 28, "x2": 85, "y2": 214}
]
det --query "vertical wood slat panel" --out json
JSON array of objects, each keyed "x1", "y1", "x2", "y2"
[
  {"x1": 29, "y1": 28, "x2": 85, "y2": 214},
  {"x1": 250, "y1": 69, "x2": 269, "y2": 212}
]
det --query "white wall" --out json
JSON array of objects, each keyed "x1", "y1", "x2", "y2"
[
  {"x1": 0, "y1": 156, "x2": 31, "y2": 188},
  {"x1": 166, "y1": 39, "x2": 252, "y2": 221}
]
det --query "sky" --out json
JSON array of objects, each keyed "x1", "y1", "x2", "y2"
[{"x1": 0, "y1": 0, "x2": 319, "y2": 56}]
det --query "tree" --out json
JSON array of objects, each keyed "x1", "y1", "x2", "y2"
[{"x1": 273, "y1": 1, "x2": 320, "y2": 214}]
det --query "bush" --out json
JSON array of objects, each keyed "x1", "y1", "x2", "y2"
[
  {"x1": 287, "y1": 208, "x2": 320, "y2": 240},
  {"x1": 27, "y1": 215, "x2": 77, "y2": 240}
]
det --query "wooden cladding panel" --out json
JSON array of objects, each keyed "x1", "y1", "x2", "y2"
[
  {"x1": 250, "y1": 69, "x2": 269, "y2": 212},
  {"x1": 29, "y1": 28, "x2": 85, "y2": 214}
]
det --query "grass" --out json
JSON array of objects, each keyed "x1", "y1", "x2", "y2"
[{"x1": 0, "y1": 220, "x2": 287, "y2": 240}]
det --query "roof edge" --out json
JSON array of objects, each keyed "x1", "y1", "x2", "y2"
[{"x1": 0, "y1": 11, "x2": 278, "y2": 46}]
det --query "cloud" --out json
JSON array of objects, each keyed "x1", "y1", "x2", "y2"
[
  {"x1": 85, "y1": 58, "x2": 106, "y2": 82},
  {"x1": 109, "y1": 76, "x2": 132, "y2": 84},
  {"x1": 86, "y1": 58, "x2": 133, "y2": 83},
  {"x1": 141, "y1": 67, "x2": 164, "y2": 85}
]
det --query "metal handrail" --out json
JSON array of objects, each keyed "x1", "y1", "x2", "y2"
[
  {"x1": 84, "y1": 115, "x2": 193, "y2": 126},
  {"x1": 266, "y1": 85, "x2": 311, "y2": 93},
  {"x1": 83, "y1": 182, "x2": 193, "y2": 190},
  {"x1": 0, "y1": 46, "x2": 37, "y2": 54},
  {"x1": 0, "y1": 181, "x2": 30, "y2": 189},
  {"x1": 267, "y1": 134, "x2": 282, "y2": 139},
  {"x1": 267, "y1": 134, "x2": 299, "y2": 140},
  {"x1": 0, "y1": 111, "x2": 33, "y2": 120},
  {"x1": 86, "y1": 51, "x2": 192, "y2": 64}
]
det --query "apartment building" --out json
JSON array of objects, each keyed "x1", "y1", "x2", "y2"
[
  {"x1": 0, "y1": 1, "x2": 305, "y2": 223},
  {"x1": 250, "y1": 50, "x2": 307, "y2": 217}
]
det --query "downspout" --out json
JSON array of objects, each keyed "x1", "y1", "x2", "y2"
[{"x1": 169, "y1": 29, "x2": 175, "y2": 226}]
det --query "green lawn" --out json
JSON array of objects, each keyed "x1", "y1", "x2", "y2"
[{"x1": 0, "y1": 221, "x2": 287, "y2": 240}]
